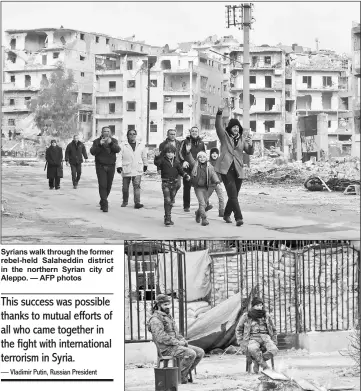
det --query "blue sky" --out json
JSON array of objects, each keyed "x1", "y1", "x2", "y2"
[{"x1": 2, "y1": 1, "x2": 360, "y2": 54}]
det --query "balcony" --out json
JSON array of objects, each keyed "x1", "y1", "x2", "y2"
[
  {"x1": 297, "y1": 85, "x2": 341, "y2": 92},
  {"x1": 163, "y1": 112, "x2": 190, "y2": 119},
  {"x1": 94, "y1": 113, "x2": 122, "y2": 119},
  {"x1": 2, "y1": 104, "x2": 30, "y2": 112},
  {"x1": 95, "y1": 91, "x2": 123, "y2": 97},
  {"x1": 163, "y1": 87, "x2": 190, "y2": 95},
  {"x1": 2, "y1": 83, "x2": 40, "y2": 92},
  {"x1": 95, "y1": 68, "x2": 121, "y2": 76}
]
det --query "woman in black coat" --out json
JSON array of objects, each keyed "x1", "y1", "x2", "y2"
[{"x1": 46, "y1": 140, "x2": 63, "y2": 189}]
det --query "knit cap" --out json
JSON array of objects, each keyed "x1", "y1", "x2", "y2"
[{"x1": 197, "y1": 151, "x2": 207, "y2": 160}]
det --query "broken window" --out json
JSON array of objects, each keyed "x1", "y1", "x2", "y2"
[
  {"x1": 10, "y1": 75, "x2": 15, "y2": 83},
  {"x1": 265, "y1": 98, "x2": 275, "y2": 111},
  {"x1": 24, "y1": 97, "x2": 31, "y2": 105},
  {"x1": 41, "y1": 74, "x2": 49, "y2": 88},
  {"x1": 108, "y1": 125, "x2": 115, "y2": 135},
  {"x1": 176, "y1": 102, "x2": 183, "y2": 113},
  {"x1": 201, "y1": 76, "x2": 208, "y2": 90},
  {"x1": 109, "y1": 103, "x2": 115, "y2": 113},
  {"x1": 80, "y1": 33, "x2": 85, "y2": 40},
  {"x1": 60, "y1": 36, "x2": 66, "y2": 45},
  {"x1": 127, "y1": 80, "x2": 136, "y2": 88},
  {"x1": 25, "y1": 75, "x2": 31, "y2": 87},
  {"x1": 81, "y1": 72, "x2": 85, "y2": 77},
  {"x1": 285, "y1": 124, "x2": 292, "y2": 133},
  {"x1": 328, "y1": 120, "x2": 332, "y2": 128},
  {"x1": 42, "y1": 55, "x2": 47, "y2": 65},
  {"x1": 265, "y1": 76, "x2": 272, "y2": 88},
  {"x1": 264, "y1": 120, "x2": 275, "y2": 132},
  {"x1": 321, "y1": 92, "x2": 332, "y2": 110},
  {"x1": 8, "y1": 52, "x2": 16, "y2": 63},
  {"x1": 109, "y1": 81, "x2": 116, "y2": 91},
  {"x1": 80, "y1": 55, "x2": 85, "y2": 61},
  {"x1": 250, "y1": 121, "x2": 256, "y2": 132},
  {"x1": 150, "y1": 79, "x2": 157, "y2": 87},
  {"x1": 340, "y1": 97, "x2": 349, "y2": 110},
  {"x1": 127, "y1": 101, "x2": 136, "y2": 111},
  {"x1": 286, "y1": 78, "x2": 292, "y2": 85},
  {"x1": 95, "y1": 36, "x2": 99, "y2": 43},
  {"x1": 264, "y1": 56, "x2": 271, "y2": 65},
  {"x1": 296, "y1": 95, "x2": 312, "y2": 110},
  {"x1": 323, "y1": 76, "x2": 332, "y2": 87},
  {"x1": 250, "y1": 76, "x2": 256, "y2": 84},
  {"x1": 79, "y1": 113, "x2": 87, "y2": 122},
  {"x1": 150, "y1": 102, "x2": 157, "y2": 110},
  {"x1": 9, "y1": 99, "x2": 15, "y2": 106},
  {"x1": 339, "y1": 135, "x2": 352, "y2": 142},
  {"x1": 127, "y1": 60, "x2": 133, "y2": 70},
  {"x1": 81, "y1": 93, "x2": 92, "y2": 105},
  {"x1": 251, "y1": 56, "x2": 258, "y2": 67},
  {"x1": 302, "y1": 76, "x2": 312, "y2": 88},
  {"x1": 175, "y1": 124, "x2": 184, "y2": 137},
  {"x1": 150, "y1": 124, "x2": 157, "y2": 132},
  {"x1": 161, "y1": 60, "x2": 171, "y2": 70},
  {"x1": 140, "y1": 46, "x2": 143, "y2": 52},
  {"x1": 8, "y1": 119, "x2": 15, "y2": 126},
  {"x1": 10, "y1": 38, "x2": 16, "y2": 50},
  {"x1": 53, "y1": 52, "x2": 59, "y2": 59},
  {"x1": 239, "y1": 93, "x2": 256, "y2": 108},
  {"x1": 223, "y1": 68, "x2": 227, "y2": 74},
  {"x1": 106, "y1": 38, "x2": 110, "y2": 45},
  {"x1": 286, "y1": 100, "x2": 293, "y2": 112}
]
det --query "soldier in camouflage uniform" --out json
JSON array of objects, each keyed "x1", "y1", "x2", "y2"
[
  {"x1": 235, "y1": 297, "x2": 278, "y2": 373},
  {"x1": 148, "y1": 294, "x2": 205, "y2": 384}
]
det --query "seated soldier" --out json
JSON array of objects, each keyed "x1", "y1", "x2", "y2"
[
  {"x1": 235, "y1": 297, "x2": 278, "y2": 373},
  {"x1": 148, "y1": 294, "x2": 205, "y2": 384}
]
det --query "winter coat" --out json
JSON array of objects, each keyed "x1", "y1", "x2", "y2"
[
  {"x1": 209, "y1": 157, "x2": 222, "y2": 182},
  {"x1": 154, "y1": 155, "x2": 186, "y2": 180},
  {"x1": 46, "y1": 145, "x2": 63, "y2": 179},
  {"x1": 90, "y1": 137, "x2": 120, "y2": 165},
  {"x1": 158, "y1": 139, "x2": 182, "y2": 163},
  {"x1": 215, "y1": 114, "x2": 254, "y2": 179},
  {"x1": 65, "y1": 141, "x2": 88, "y2": 165},
  {"x1": 148, "y1": 310, "x2": 186, "y2": 354},
  {"x1": 117, "y1": 140, "x2": 148, "y2": 177},
  {"x1": 179, "y1": 136, "x2": 206, "y2": 166},
  {"x1": 185, "y1": 152, "x2": 220, "y2": 188},
  {"x1": 235, "y1": 312, "x2": 277, "y2": 344}
]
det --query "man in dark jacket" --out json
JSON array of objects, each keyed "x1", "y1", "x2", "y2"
[
  {"x1": 179, "y1": 126, "x2": 206, "y2": 212},
  {"x1": 65, "y1": 135, "x2": 88, "y2": 189},
  {"x1": 90, "y1": 127, "x2": 121, "y2": 212},
  {"x1": 235, "y1": 297, "x2": 278, "y2": 373},
  {"x1": 45, "y1": 139, "x2": 63, "y2": 190},
  {"x1": 157, "y1": 129, "x2": 183, "y2": 195}
]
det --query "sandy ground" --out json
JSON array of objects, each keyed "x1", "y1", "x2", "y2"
[
  {"x1": 125, "y1": 351, "x2": 360, "y2": 391},
  {"x1": 1, "y1": 162, "x2": 360, "y2": 243}
]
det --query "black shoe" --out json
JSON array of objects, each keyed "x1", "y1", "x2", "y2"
[
  {"x1": 102, "y1": 205, "x2": 108, "y2": 212},
  {"x1": 55, "y1": 187, "x2": 60, "y2": 190},
  {"x1": 49, "y1": 187, "x2": 54, "y2": 190},
  {"x1": 223, "y1": 216, "x2": 232, "y2": 223},
  {"x1": 73, "y1": 184, "x2": 77, "y2": 189},
  {"x1": 205, "y1": 204, "x2": 213, "y2": 212},
  {"x1": 236, "y1": 219, "x2": 244, "y2": 226},
  {"x1": 184, "y1": 207, "x2": 190, "y2": 212},
  {"x1": 201, "y1": 218, "x2": 209, "y2": 226},
  {"x1": 121, "y1": 202, "x2": 128, "y2": 207},
  {"x1": 134, "y1": 203, "x2": 144, "y2": 209},
  {"x1": 195, "y1": 211, "x2": 201, "y2": 223},
  {"x1": 181, "y1": 378, "x2": 188, "y2": 384}
]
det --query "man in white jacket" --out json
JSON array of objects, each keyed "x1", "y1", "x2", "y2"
[{"x1": 117, "y1": 129, "x2": 148, "y2": 209}]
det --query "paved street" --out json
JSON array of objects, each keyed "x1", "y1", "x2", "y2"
[
  {"x1": 125, "y1": 352, "x2": 359, "y2": 391},
  {"x1": 1, "y1": 162, "x2": 360, "y2": 243}
]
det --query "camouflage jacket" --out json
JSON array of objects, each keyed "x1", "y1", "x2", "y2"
[
  {"x1": 235, "y1": 312, "x2": 277, "y2": 344},
  {"x1": 148, "y1": 310, "x2": 186, "y2": 353}
]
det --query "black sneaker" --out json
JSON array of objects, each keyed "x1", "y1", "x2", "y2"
[
  {"x1": 236, "y1": 219, "x2": 244, "y2": 226},
  {"x1": 184, "y1": 207, "x2": 190, "y2": 212},
  {"x1": 121, "y1": 202, "x2": 128, "y2": 207},
  {"x1": 205, "y1": 204, "x2": 213, "y2": 212},
  {"x1": 223, "y1": 216, "x2": 232, "y2": 223},
  {"x1": 134, "y1": 203, "x2": 144, "y2": 209}
]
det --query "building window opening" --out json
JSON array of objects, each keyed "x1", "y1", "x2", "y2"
[
  {"x1": 150, "y1": 124, "x2": 157, "y2": 132},
  {"x1": 302, "y1": 76, "x2": 312, "y2": 88},
  {"x1": 321, "y1": 92, "x2": 332, "y2": 110},
  {"x1": 264, "y1": 120, "x2": 275, "y2": 132},
  {"x1": 264, "y1": 56, "x2": 271, "y2": 65},
  {"x1": 60, "y1": 36, "x2": 66, "y2": 45},
  {"x1": 150, "y1": 102, "x2": 157, "y2": 110},
  {"x1": 250, "y1": 120, "x2": 256, "y2": 132},
  {"x1": 81, "y1": 72, "x2": 85, "y2": 77},
  {"x1": 265, "y1": 75, "x2": 272, "y2": 88},
  {"x1": 10, "y1": 38, "x2": 16, "y2": 50},
  {"x1": 106, "y1": 38, "x2": 110, "y2": 45},
  {"x1": 265, "y1": 98, "x2": 275, "y2": 111},
  {"x1": 41, "y1": 74, "x2": 49, "y2": 87},
  {"x1": 127, "y1": 60, "x2": 133, "y2": 70},
  {"x1": 80, "y1": 55, "x2": 85, "y2": 61},
  {"x1": 10, "y1": 75, "x2": 15, "y2": 83},
  {"x1": 42, "y1": 54, "x2": 47, "y2": 65},
  {"x1": 176, "y1": 102, "x2": 183, "y2": 113},
  {"x1": 109, "y1": 103, "x2": 115, "y2": 113},
  {"x1": 80, "y1": 33, "x2": 85, "y2": 40},
  {"x1": 8, "y1": 119, "x2": 15, "y2": 126},
  {"x1": 340, "y1": 97, "x2": 349, "y2": 110},
  {"x1": 150, "y1": 79, "x2": 157, "y2": 87},
  {"x1": 9, "y1": 99, "x2": 15, "y2": 106},
  {"x1": 8, "y1": 52, "x2": 16, "y2": 63},
  {"x1": 250, "y1": 75, "x2": 256, "y2": 84},
  {"x1": 108, "y1": 125, "x2": 115, "y2": 135},
  {"x1": 328, "y1": 120, "x2": 332, "y2": 128},
  {"x1": 286, "y1": 78, "x2": 292, "y2": 85},
  {"x1": 161, "y1": 60, "x2": 171, "y2": 70},
  {"x1": 96, "y1": 36, "x2": 99, "y2": 43},
  {"x1": 25, "y1": 75, "x2": 31, "y2": 87},
  {"x1": 109, "y1": 81, "x2": 116, "y2": 91},
  {"x1": 285, "y1": 124, "x2": 292, "y2": 133},
  {"x1": 175, "y1": 124, "x2": 183, "y2": 137},
  {"x1": 81, "y1": 93, "x2": 92, "y2": 105},
  {"x1": 53, "y1": 52, "x2": 59, "y2": 59},
  {"x1": 251, "y1": 56, "x2": 258, "y2": 67},
  {"x1": 323, "y1": 76, "x2": 332, "y2": 87},
  {"x1": 127, "y1": 101, "x2": 136, "y2": 111},
  {"x1": 127, "y1": 80, "x2": 136, "y2": 88}
]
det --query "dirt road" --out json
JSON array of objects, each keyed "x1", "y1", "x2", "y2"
[{"x1": 2, "y1": 162, "x2": 360, "y2": 243}]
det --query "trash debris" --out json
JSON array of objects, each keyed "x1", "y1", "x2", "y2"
[{"x1": 261, "y1": 368, "x2": 289, "y2": 381}]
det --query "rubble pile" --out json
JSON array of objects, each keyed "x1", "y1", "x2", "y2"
[{"x1": 247, "y1": 156, "x2": 361, "y2": 187}]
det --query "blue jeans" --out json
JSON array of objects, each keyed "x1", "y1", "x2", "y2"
[
  {"x1": 161, "y1": 179, "x2": 178, "y2": 218},
  {"x1": 194, "y1": 187, "x2": 208, "y2": 219}
]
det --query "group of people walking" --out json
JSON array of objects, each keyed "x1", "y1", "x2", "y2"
[{"x1": 45, "y1": 107, "x2": 254, "y2": 225}]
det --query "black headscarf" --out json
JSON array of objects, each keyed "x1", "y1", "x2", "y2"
[{"x1": 226, "y1": 119, "x2": 243, "y2": 146}]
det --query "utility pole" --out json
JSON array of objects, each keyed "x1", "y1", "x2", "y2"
[
  {"x1": 146, "y1": 59, "x2": 151, "y2": 146},
  {"x1": 225, "y1": 3, "x2": 255, "y2": 135},
  {"x1": 189, "y1": 60, "x2": 193, "y2": 128}
]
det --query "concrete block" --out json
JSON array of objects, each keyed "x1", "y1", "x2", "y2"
[
  {"x1": 125, "y1": 342, "x2": 157, "y2": 365},
  {"x1": 298, "y1": 331, "x2": 352, "y2": 353}
]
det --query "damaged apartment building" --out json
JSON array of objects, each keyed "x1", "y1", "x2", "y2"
[
  {"x1": 1, "y1": 28, "x2": 159, "y2": 141},
  {"x1": 94, "y1": 46, "x2": 223, "y2": 145},
  {"x1": 351, "y1": 22, "x2": 360, "y2": 156}
]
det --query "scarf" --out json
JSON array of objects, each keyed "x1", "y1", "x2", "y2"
[{"x1": 248, "y1": 308, "x2": 266, "y2": 321}]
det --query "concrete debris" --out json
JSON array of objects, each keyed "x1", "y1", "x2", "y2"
[{"x1": 248, "y1": 156, "x2": 360, "y2": 187}]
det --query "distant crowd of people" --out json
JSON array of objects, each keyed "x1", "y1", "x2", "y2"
[{"x1": 45, "y1": 107, "x2": 254, "y2": 226}]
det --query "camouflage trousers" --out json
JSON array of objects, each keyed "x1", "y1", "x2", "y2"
[
  {"x1": 163, "y1": 344, "x2": 205, "y2": 381},
  {"x1": 247, "y1": 334, "x2": 278, "y2": 365}
]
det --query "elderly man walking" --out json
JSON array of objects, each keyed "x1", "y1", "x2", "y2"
[
  {"x1": 117, "y1": 129, "x2": 148, "y2": 209},
  {"x1": 148, "y1": 294, "x2": 204, "y2": 384},
  {"x1": 90, "y1": 126, "x2": 121, "y2": 212},
  {"x1": 65, "y1": 134, "x2": 88, "y2": 189},
  {"x1": 235, "y1": 297, "x2": 278, "y2": 373}
]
